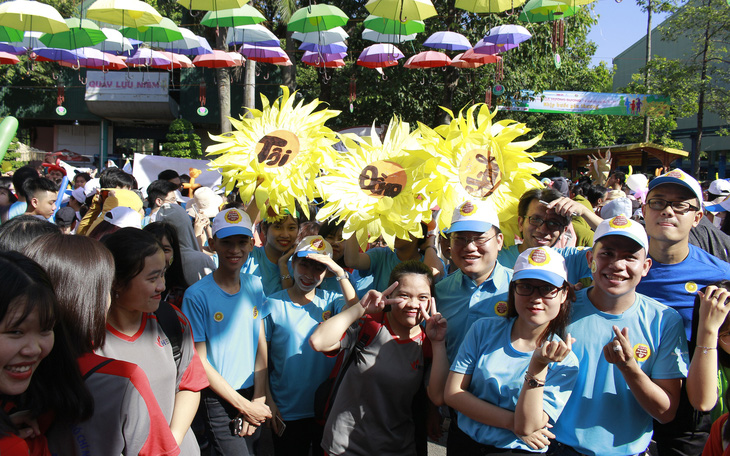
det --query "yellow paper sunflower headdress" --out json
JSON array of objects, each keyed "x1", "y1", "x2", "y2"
[
  {"x1": 316, "y1": 116, "x2": 433, "y2": 250},
  {"x1": 206, "y1": 86, "x2": 340, "y2": 221},
  {"x1": 417, "y1": 104, "x2": 548, "y2": 246}
]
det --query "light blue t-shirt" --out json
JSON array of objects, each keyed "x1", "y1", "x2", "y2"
[
  {"x1": 243, "y1": 246, "x2": 292, "y2": 297},
  {"x1": 182, "y1": 273, "x2": 268, "y2": 389},
  {"x1": 264, "y1": 288, "x2": 345, "y2": 420},
  {"x1": 552, "y1": 288, "x2": 689, "y2": 456},
  {"x1": 637, "y1": 244, "x2": 730, "y2": 340},
  {"x1": 451, "y1": 317, "x2": 579, "y2": 452},
  {"x1": 435, "y1": 263, "x2": 513, "y2": 363},
  {"x1": 6, "y1": 200, "x2": 26, "y2": 222},
  {"x1": 498, "y1": 244, "x2": 591, "y2": 285}
]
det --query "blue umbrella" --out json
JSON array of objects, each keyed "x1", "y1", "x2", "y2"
[
  {"x1": 299, "y1": 41, "x2": 347, "y2": 53},
  {"x1": 423, "y1": 31, "x2": 471, "y2": 51},
  {"x1": 0, "y1": 43, "x2": 26, "y2": 55}
]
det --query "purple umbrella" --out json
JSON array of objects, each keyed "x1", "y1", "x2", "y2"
[
  {"x1": 299, "y1": 41, "x2": 347, "y2": 54},
  {"x1": 475, "y1": 24, "x2": 531, "y2": 54},
  {"x1": 34, "y1": 47, "x2": 88, "y2": 64},
  {"x1": 423, "y1": 31, "x2": 471, "y2": 51},
  {"x1": 301, "y1": 50, "x2": 347, "y2": 64},
  {"x1": 238, "y1": 43, "x2": 287, "y2": 60},
  {"x1": 127, "y1": 48, "x2": 172, "y2": 67},
  {"x1": 471, "y1": 41, "x2": 519, "y2": 55},
  {"x1": 162, "y1": 35, "x2": 213, "y2": 56},
  {"x1": 0, "y1": 43, "x2": 26, "y2": 55},
  {"x1": 357, "y1": 43, "x2": 404, "y2": 63}
]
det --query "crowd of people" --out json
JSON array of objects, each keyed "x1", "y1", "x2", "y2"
[{"x1": 1, "y1": 161, "x2": 730, "y2": 456}]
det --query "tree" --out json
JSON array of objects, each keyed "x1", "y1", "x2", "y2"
[{"x1": 160, "y1": 119, "x2": 203, "y2": 159}]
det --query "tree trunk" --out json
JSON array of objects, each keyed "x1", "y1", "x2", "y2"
[
  {"x1": 436, "y1": 67, "x2": 459, "y2": 126},
  {"x1": 693, "y1": 0, "x2": 712, "y2": 178},
  {"x1": 216, "y1": 29, "x2": 231, "y2": 133},
  {"x1": 643, "y1": 0, "x2": 652, "y2": 142},
  {"x1": 281, "y1": 32, "x2": 297, "y2": 92},
  {"x1": 244, "y1": 59, "x2": 256, "y2": 119}
]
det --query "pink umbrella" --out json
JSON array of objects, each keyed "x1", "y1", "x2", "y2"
[
  {"x1": 460, "y1": 48, "x2": 501, "y2": 64},
  {"x1": 0, "y1": 51, "x2": 20, "y2": 65},
  {"x1": 227, "y1": 51, "x2": 244, "y2": 66},
  {"x1": 193, "y1": 49, "x2": 239, "y2": 68},
  {"x1": 450, "y1": 53, "x2": 482, "y2": 68},
  {"x1": 127, "y1": 48, "x2": 172, "y2": 67},
  {"x1": 404, "y1": 50, "x2": 451, "y2": 68},
  {"x1": 156, "y1": 51, "x2": 194, "y2": 69},
  {"x1": 239, "y1": 44, "x2": 290, "y2": 64},
  {"x1": 302, "y1": 58, "x2": 345, "y2": 68}
]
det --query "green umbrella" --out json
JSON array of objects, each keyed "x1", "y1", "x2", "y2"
[
  {"x1": 201, "y1": 5, "x2": 265, "y2": 28},
  {"x1": 287, "y1": 4, "x2": 348, "y2": 33},
  {"x1": 363, "y1": 15, "x2": 424, "y2": 35},
  {"x1": 121, "y1": 17, "x2": 183, "y2": 43},
  {"x1": 455, "y1": 0, "x2": 526, "y2": 13},
  {"x1": 0, "y1": 26, "x2": 23, "y2": 42},
  {"x1": 176, "y1": 0, "x2": 248, "y2": 12},
  {"x1": 518, "y1": 0, "x2": 575, "y2": 22},
  {"x1": 39, "y1": 18, "x2": 107, "y2": 50}
]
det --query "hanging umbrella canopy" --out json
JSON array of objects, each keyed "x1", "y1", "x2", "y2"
[
  {"x1": 450, "y1": 53, "x2": 482, "y2": 68},
  {"x1": 287, "y1": 4, "x2": 348, "y2": 33},
  {"x1": 482, "y1": 24, "x2": 532, "y2": 47},
  {"x1": 127, "y1": 47, "x2": 172, "y2": 66},
  {"x1": 0, "y1": 25, "x2": 23, "y2": 42},
  {"x1": 39, "y1": 18, "x2": 107, "y2": 50},
  {"x1": 87, "y1": 0, "x2": 162, "y2": 28},
  {"x1": 0, "y1": 51, "x2": 20, "y2": 65},
  {"x1": 160, "y1": 31, "x2": 213, "y2": 55},
  {"x1": 299, "y1": 41, "x2": 347, "y2": 53},
  {"x1": 122, "y1": 17, "x2": 183, "y2": 43},
  {"x1": 358, "y1": 43, "x2": 404, "y2": 64},
  {"x1": 404, "y1": 50, "x2": 451, "y2": 68},
  {"x1": 460, "y1": 48, "x2": 501, "y2": 63},
  {"x1": 46, "y1": 48, "x2": 126, "y2": 70},
  {"x1": 90, "y1": 28, "x2": 134, "y2": 54},
  {"x1": 357, "y1": 58, "x2": 398, "y2": 69},
  {"x1": 518, "y1": 0, "x2": 576, "y2": 22},
  {"x1": 455, "y1": 0, "x2": 526, "y2": 13},
  {"x1": 176, "y1": 0, "x2": 248, "y2": 11},
  {"x1": 555, "y1": 0, "x2": 596, "y2": 6},
  {"x1": 301, "y1": 50, "x2": 347, "y2": 63},
  {"x1": 365, "y1": 0, "x2": 437, "y2": 21},
  {"x1": 155, "y1": 51, "x2": 193, "y2": 68},
  {"x1": 362, "y1": 29, "x2": 417, "y2": 44},
  {"x1": 227, "y1": 24, "x2": 278, "y2": 47},
  {"x1": 201, "y1": 5, "x2": 265, "y2": 28},
  {"x1": 193, "y1": 49, "x2": 240, "y2": 67},
  {"x1": 363, "y1": 15, "x2": 425, "y2": 35},
  {"x1": 34, "y1": 47, "x2": 87, "y2": 64},
  {"x1": 292, "y1": 27, "x2": 348, "y2": 45},
  {"x1": 228, "y1": 51, "x2": 244, "y2": 66},
  {"x1": 0, "y1": 0, "x2": 69, "y2": 34},
  {"x1": 82, "y1": 51, "x2": 126, "y2": 69},
  {"x1": 302, "y1": 57, "x2": 344, "y2": 68},
  {"x1": 0, "y1": 43, "x2": 26, "y2": 54},
  {"x1": 239, "y1": 44, "x2": 290, "y2": 64},
  {"x1": 423, "y1": 31, "x2": 471, "y2": 51}
]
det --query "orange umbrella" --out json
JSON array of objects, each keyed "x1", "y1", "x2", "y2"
[
  {"x1": 451, "y1": 53, "x2": 483, "y2": 68},
  {"x1": 193, "y1": 49, "x2": 239, "y2": 68},
  {"x1": 302, "y1": 58, "x2": 345, "y2": 68},
  {"x1": 460, "y1": 48, "x2": 501, "y2": 64},
  {"x1": 404, "y1": 50, "x2": 451, "y2": 69}
]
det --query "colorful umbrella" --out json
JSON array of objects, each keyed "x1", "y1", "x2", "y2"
[
  {"x1": 227, "y1": 24, "x2": 279, "y2": 47},
  {"x1": 287, "y1": 5, "x2": 348, "y2": 33},
  {"x1": 121, "y1": 17, "x2": 183, "y2": 43},
  {"x1": 363, "y1": 15, "x2": 425, "y2": 35},
  {"x1": 0, "y1": 25, "x2": 23, "y2": 42},
  {"x1": 455, "y1": 0, "x2": 526, "y2": 13},
  {"x1": 155, "y1": 51, "x2": 193, "y2": 68},
  {"x1": 365, "y1": 0, "x2": 437, "y2": 21},
  {"x1": 157, "y1": 27, "x2": 210, "y2": 53},
  {"x1": 473, "y1": 24, "x2": 531, "y2": 54},
  {"x1": 403, "y1": 50, "x2": 451, "y2": 68},
  {"x1": 0, "y1": 0, "x2": 69, "y2": 34},
  {"x1": 299, "y1": 41, "x2": 347, "y2": 53},
  {"x1": 0, "y1": 52, "x2": 20, "y2": 65},
  {"x1": 423, "y1": 31, "x2": 471, "y2": 51},
  {"x1": 86, "y1": 0, "x2": 162, "y2": 28},
  {"x1": 54, "y1": 48, "x2": 126, "y2": 70},
  {"x1": 460, "y1": 48, "x2": 501, "y2": 63},
  {"x1": 0, "y1": 43, "x2": 25, "y2": 54},
  {"x1": 238, "y1": 43, "x2": 289, "y2": 62},
  {"x1": 176, "y1": 0, "x2": 248, "y2": 11},
  {"x1": 127, "y1": 48, "x2": 172, "y2": 66},
  {"x1": 450, "y1": 53, "x2": 482, "y2": 68},
  {"x1": 358, "y1": 43, "x2": 404, "y2": 64},
  {"x1": 193, "y1": 49, "x2": 239, "y2": 67},
  {"x1": 555, "y1": 0, "x2": 596, "y2": 6},
  {"x1": 39, "y1": 18, "x2": 107, "y2": 50},
  {"x1": 34, "y1": 47, "x2": 88, "y2": 64},
  {"x1": 302, "y1": 58, "x2": 344, "y2": 68},
  {"x1": 518, "y1": 0, "x2": 576, "y2": 22},
  {"x1": 301, "y1": 51, "x2": 347, "y2": 64},
  {"x1": 292, "y1": 27, "x2": 348, "y2": 45},
  {"x1": 90, "y1": 27, "x2": 134, "y2": 54},
  {"x1": 362, "y1": 29, "x2": 417, "y2": 44},
  {"x1": 357, "y1": 58, "x2": 398, "y2": 69},
  {"x1": 201, "y1": 5, "x2": 265, "y2": 28}
]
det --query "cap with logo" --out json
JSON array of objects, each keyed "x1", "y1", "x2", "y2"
[
  {"x1": 446, "y1": 200, "x2": 500, "y2": 233},
  {"x1": 512, "y1": 246, "x2": 568, "y2": 288},
  {"x1": 294, "y1": 235, "x2": 333, "y2": 258},
  {"x1": 593, "y1": 215, "x2": 649, "y2": 251},
  {"x1": 212, "y1": 208, "x2": 253, "y2": 238},
  {"x1": 648, "y1": 169, "x2": 703, "y2": 206}
]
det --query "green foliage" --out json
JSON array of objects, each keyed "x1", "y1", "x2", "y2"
[{"x1": 161, "y1": 119, "x2": 203, "y2": 158}]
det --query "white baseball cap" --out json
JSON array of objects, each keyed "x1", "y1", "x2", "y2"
[
  {"x1": 705, "y1": 195, "x2": 730, "y2": 213},
  {"x1": 593, "y1": 215, "x2": 649, "y2": 251},
  {"x1": 212, "y1": 208, "x2": 253, "y2": 238},
  {"x1": 648, "y1": 169, "x2": 703, "y2": 206},
  {"x1": 708, "y1": 179, "x2": 730, "y2": 197},
  {"x1": 513, "y1": 246, "x2": 568, "y2": 288},
  {"x1": 446, "y1": 200, "x2": 500, "y2": 233},
  {"x1": 71, "y1": 186, "x2": 86, "y2": 204},
  {"x1": 294, "y1": 235, "x2": 333, "y2": 258},
  {"x1": 104, "y1": 206, "x2": 142, "y2": 229}
]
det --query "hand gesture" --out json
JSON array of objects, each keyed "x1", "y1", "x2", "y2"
[
  {"x1": 518, "y1": 425, "x2": 555, "y2": 450},
  {"x1": 544, "y1": 197, "x2": 582, "y2": 218},
  {"x1": 533, "y1": 334, "x2": 574, "y2": 367},
  {"x1": 359, "y1": 281, "x2": 400, "y2": 315},
  {"x1": 697, "y1": 285, "x2": 730, "y2": 336},
  {"x1": 305, "y1": 252, "x2": 345, "y2": 277},
  {"x1": 10, "y1": 410, "x2": 40, "y2": 439},
  {"x1": 277, "y1": 246, "x2": 296, "y2": 268},
  {"x1": 587, "y1": 150, "x2": 612, "y2": 186},
  {"x1": 420, "y1": 297, "x2": 447, "y2": 343},
  {"x1": 603, "y1": 326, "x2": 635, "y2": 370},
  {"x1": 240, "y1": 398, "x2": 272, "y2": 427},
  {"x1": 193, "y1": 211, "x2": 210, "y2": 237}
]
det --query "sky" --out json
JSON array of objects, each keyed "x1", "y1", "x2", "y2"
[{"x1": 586, "y1": 0, "x2": 672, "y2": 68}]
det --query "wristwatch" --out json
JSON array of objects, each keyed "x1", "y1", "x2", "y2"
[
  {"x1": 336, "y1": 271, "x2": 349, "y2": 281},
  {"x1": 524, "y1": 372, "x2": 545, "y2": 388}
]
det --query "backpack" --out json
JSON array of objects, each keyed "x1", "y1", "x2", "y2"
[
  {"x1": 154, "y1": 300, "x2": 184, "y2": 370},
  {"x1": 313, "y1": 313, "x2": 384, "y2": 425}
]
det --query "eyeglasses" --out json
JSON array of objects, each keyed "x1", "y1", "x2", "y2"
[
  {"x1": 646, "y1": 198, "x2": 699, "y2": 215},
  {"x1": 514, "y1": 282, "x2": 563, "y2": 298},
  {"x1": 451, "y1": 234, "x2": 496, "y2": 247},
  {"x1": 526, "y1": 216, "x2": 567, "y2": 231}
]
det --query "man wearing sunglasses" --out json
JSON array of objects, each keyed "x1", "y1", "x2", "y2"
[{"x1": 635, "y1": 169, "x2": 730, "y2": 456}]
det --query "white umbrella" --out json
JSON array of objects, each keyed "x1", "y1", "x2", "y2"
[
  {"x1": 90, "y1": 27, "x2": 134, "y2": 54},
  {"x1": 292, "y1": 26, "x2": 348, "y2": 45},
  {"x1": 226, "y1": 24, "x2": 278, "y2": 46},
  {"x1": 362, "y1": 29, "x2": 417, "y2": 44},
  {"x1": 157, "y1": 27, "x2": 200, "y2": 51}
]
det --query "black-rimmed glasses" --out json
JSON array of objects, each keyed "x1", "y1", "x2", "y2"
[
  {"x1": 646, "y1": 198, "x2": 699, "y2": 215},
  {"x1": 526, "y1": 216, "x2": 567, "y2": 231},
  {"x1": 514, "y1": 282, "x2": 563, "y2": 298}
]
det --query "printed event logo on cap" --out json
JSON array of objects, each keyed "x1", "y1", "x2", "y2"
[
  {"x1": 593, "y1": 215, "x2": 649, "y2": 251},
  {"x1": 512, "y1": 246, "x2": 568, "y2": 288},
  {"x1": 446, "y1": 199, "x2": 500, "y2": 233},
  {"x1": 212, "y1": 208, "x2": 253, "y2": 238},
  {"x1": 648, "y1": 169, "x2": 703, "y2": 206},
  {"x1": 294, "y1": 235, "x2": 333, "y2": 258}
]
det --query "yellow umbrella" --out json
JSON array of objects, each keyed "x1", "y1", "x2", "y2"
[
  {"x1": 0, "y1": 0, "x2": 69, "y2": 34},
  {"x1": 176, "y1": 0, "x2": 249, "y2": 12},
  {"x1": 86, "y1": 0, "x2": 162, "y2": 28},
  {"x1": 554, "y1": 0, "x2": 595, "y2": 6},
  {"x1": 365, "y1": 0, "x2": 437, "y2": 22},
  {"x1": 455, "y1": 0, "x2": 526, "y2": 13}
]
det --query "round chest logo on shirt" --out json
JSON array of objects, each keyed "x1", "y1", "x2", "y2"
[
  {"x1": 224, "y1": 210, "x2": 240, "y2": 224},
  {"x1": 322, "y1": 310, "x2": 332, "y2": 321},
  {"x1": 633, "y1": 343, "x2": 651, "y2": 362},
  {"x1": 494, "y1": 301, "x2": 508, "y2": 317},
  {"x1": 213, "y1": 312, "x2": 224, "y2": 322},
  {"x1": 608, "y1": 215, "x2": 630, "y2": 229},
  {"x1": 253, "y1": 306, "x2": 259, "y2": 319},
  {"x1": 527, "y1": 248, "x2": 549, "y2": 266},
  {"x1": 685, "y1": 281, "x2": 698, "y2": 293}
]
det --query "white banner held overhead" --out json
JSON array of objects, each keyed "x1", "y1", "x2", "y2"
[{"x1": 132, "y1": 153, "x2": 223, "y2": 197}]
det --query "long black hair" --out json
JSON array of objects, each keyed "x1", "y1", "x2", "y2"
[
  {"x1": 143, "y1": 222, "x2": 189, "y2": 291},
  {"x1": 102, "y1": 228, "x2": 164, "y2": 298}
]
